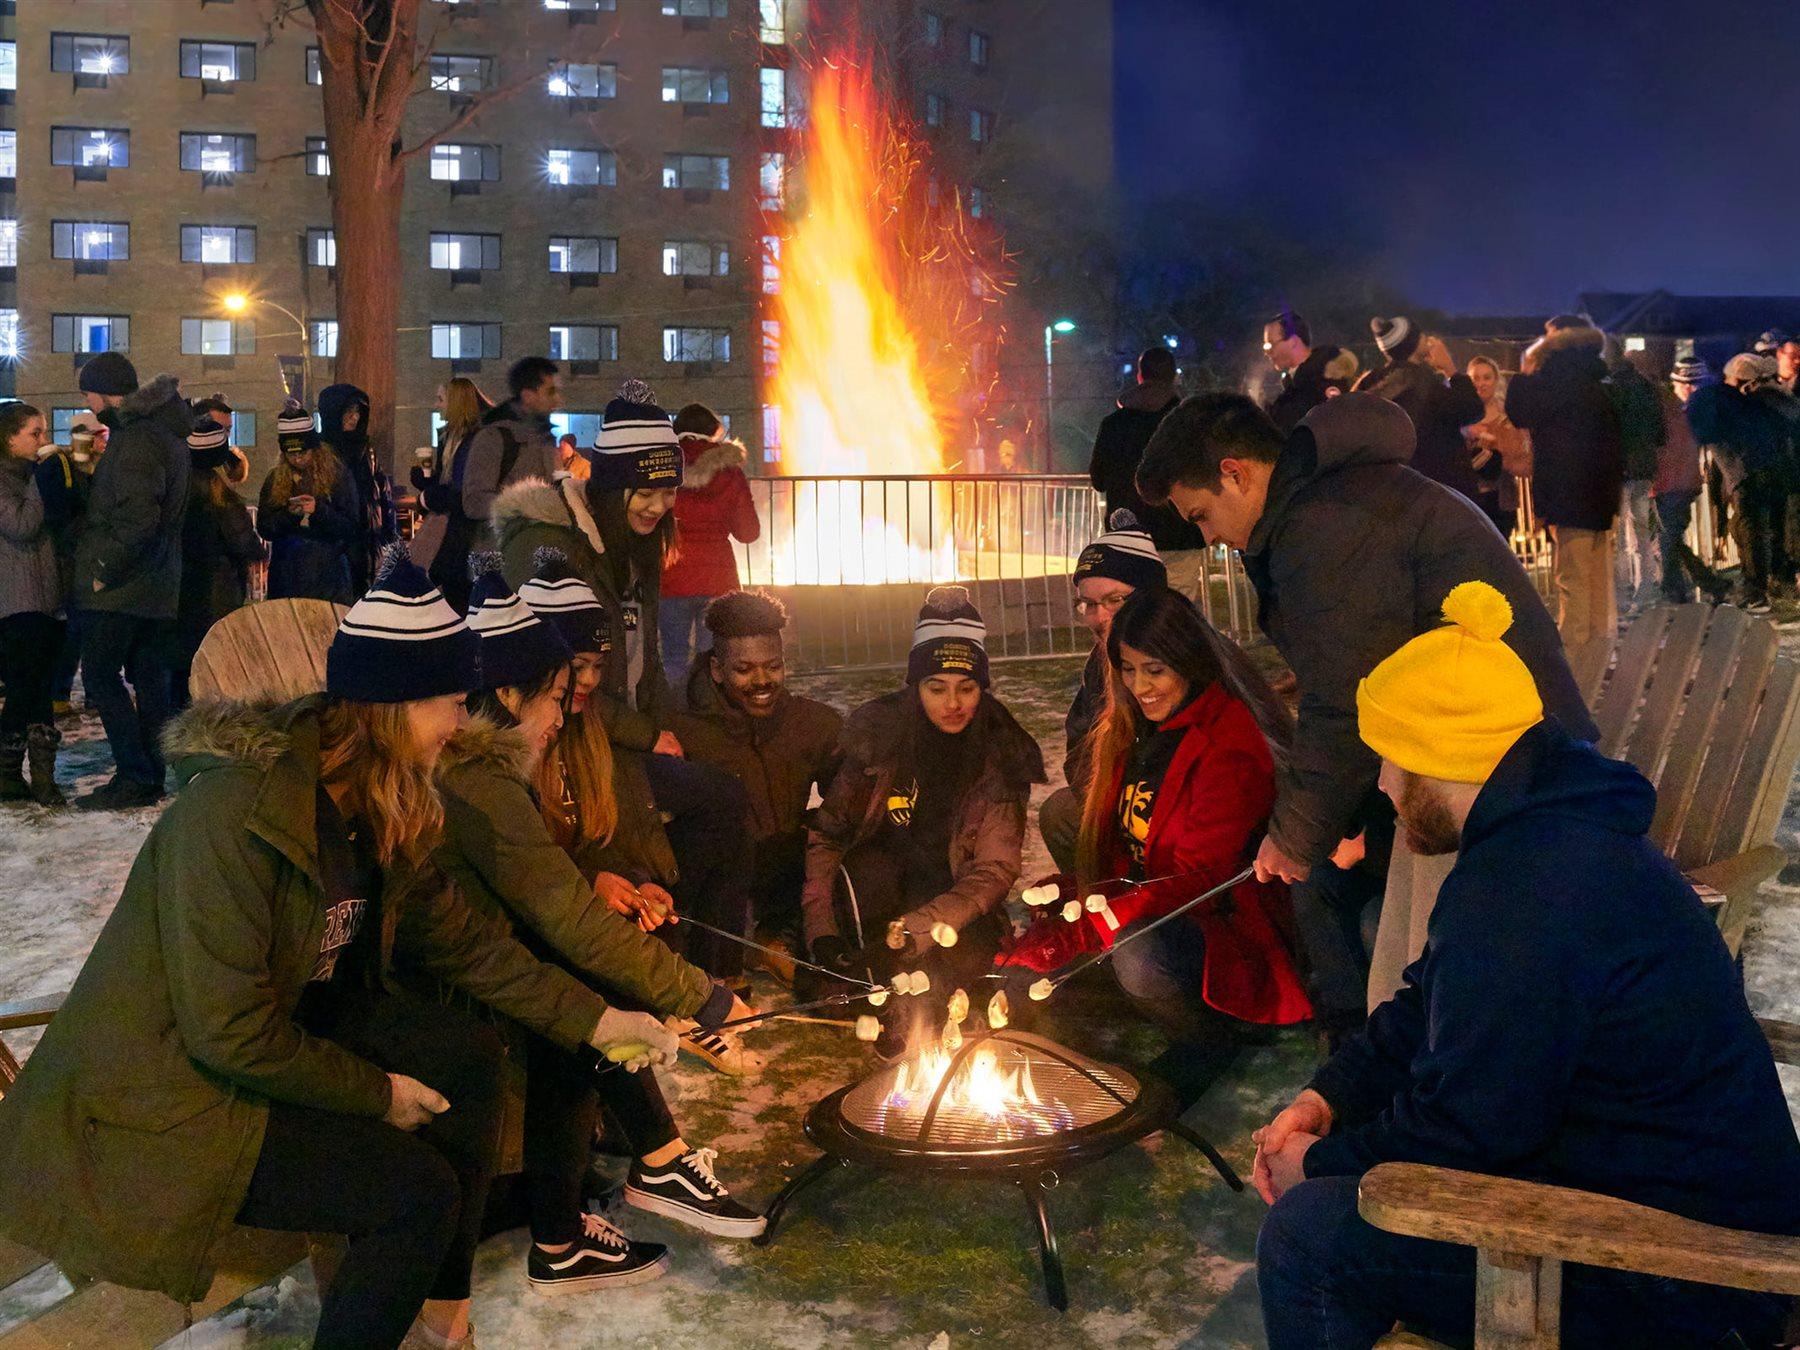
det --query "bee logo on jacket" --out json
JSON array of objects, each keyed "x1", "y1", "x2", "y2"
[
  {"x1": 1118, "y1": 777, "x2": 1155, "y2": 865},
  {"x1": 887, "y1": 778, "x2": 918, "y2": 826}
]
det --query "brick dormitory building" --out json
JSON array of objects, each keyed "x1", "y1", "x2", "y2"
[{"x1": 0, "y1": 0, "x2": 1113, "y2": 479}]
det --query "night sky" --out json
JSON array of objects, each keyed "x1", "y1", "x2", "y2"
[{"x1": 1115, "y1": 0, "x2": 1800, "y2": 315}]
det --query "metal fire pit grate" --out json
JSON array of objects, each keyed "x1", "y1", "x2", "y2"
[
  {"x1": 841, "y1": 1030, "x2": 1139, "y2": 1148},
  {"x1": 753, "y1": 1029, "x2": 1244, "y2": 1311}
]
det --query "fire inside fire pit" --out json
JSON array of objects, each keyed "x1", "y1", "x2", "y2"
[{"x1": 755, "y1": 1029, "x2": 1242, "y2": 1310}]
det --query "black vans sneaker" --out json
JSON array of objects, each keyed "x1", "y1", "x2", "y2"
[
  {"x1": 527, "y1": 1212, "x2": 668, "y2": 1293},
  {"x1": 624, "y1": 1147, "x2": 767, "y2": 1239}
]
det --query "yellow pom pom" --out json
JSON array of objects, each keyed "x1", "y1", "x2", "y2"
[{"x1": 1440, "y1": 580, "x2": 1513, "y2": 642}]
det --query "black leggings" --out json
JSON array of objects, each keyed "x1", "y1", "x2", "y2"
[
  {"x1": 0, "y1": 612, "x2": 65, "y2": 735},
  {"x1": 235, "y1": 992, "x2": 506, "y2": 1350},
  {"x1": 522, "y1": 1033, "x2": 678, "y2": 1246},
  {"x1": 643, "y1": 752, "x2": 753, "y2": 980}
]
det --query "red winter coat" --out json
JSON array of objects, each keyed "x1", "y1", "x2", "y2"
[
  {"x1": 1002, "y1": 682, "x2": 1313, "y2": 1026},
  {"x1": 661, "y1": 437, "x2": 760, "y2": 598}
]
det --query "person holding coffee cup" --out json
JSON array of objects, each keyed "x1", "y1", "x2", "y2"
[{"x1": 257, "y1": 402, "x2": 360, "y2": 604}]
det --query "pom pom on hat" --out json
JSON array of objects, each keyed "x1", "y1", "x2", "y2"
[
  {"x1": 1355, "y1": 579, "x2": 1542, "y2": 783},
  {"x1": 1371, "y1": 315, "x2": 1413, "y2": 355},
  {"x1": 468, "y1": 552, "x2": 574, "y2": 690},
  {"x1": 1074, "y1": 510, "x2": 1167, "y2": 593},
  {"x1": 907, "y1": 586, "x2": 989, "y2": 688},
  {"x1": 517, "y1": 547, "x2": 608, "y2": 656},
  {"x1": 592, "y1": 379, "x2": 682, "y2": 491}
]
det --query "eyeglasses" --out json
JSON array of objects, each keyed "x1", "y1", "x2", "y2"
[{"x1": 1074, "y1": 593, "x2": 1132, "y2": 617}]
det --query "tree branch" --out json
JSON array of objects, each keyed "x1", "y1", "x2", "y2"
[{"x1": 390, "y1": 61, "x2": 545, "y2": 172}]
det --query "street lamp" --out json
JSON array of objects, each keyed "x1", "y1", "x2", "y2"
[
  {"x1": 221, "y1": 291, "x2": 312, "y2": 400},
  {"x1": 1044, "y1": 318, "x2": 1076, "y2": 466}
]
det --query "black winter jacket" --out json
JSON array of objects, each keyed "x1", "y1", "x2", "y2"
[
  {"x1": 1267, "y1": 347, "x2": 1343, "y2": 435},
  {"x1": 1244, "y1": 393, "x2": 1592, "y2": 866},
  {"x1": 257, "y1": 464, "x2": 359, "y2": 605},
  {"x1": 1606, "y1": 363, "x2": 1668, "y2": 482},
  {"x1": 1090, "y1": 386, "x2": 1206, "y2": 554},
  {"x1": 73, "y1": 375, "x2": 193, "y2": 619},
  {"x1": 177, "y1": 479, "x2": 265, "y2": 651},
  {"x1": 1505, "y1": 330, "x2": 1624, "y2": 530},
  {"x1": 1306, "y1": 721, "x2": 1800, "y2": 1245},
  {"x1": 1354, "y1": 362, "x2": 1486, "y2": 503}
]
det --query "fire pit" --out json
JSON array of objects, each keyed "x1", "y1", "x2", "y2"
[{"x1": 754, "y1": 1029, "x2": 1243, "y2": 1309}]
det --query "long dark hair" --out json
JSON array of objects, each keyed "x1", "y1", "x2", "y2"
[
  {"x1": 1077, "y1": 587, "x2": 1291, "y2": 878},
  {"x1": 0, "y1": 402, "x2": 42, "y2": 451},
  {"x1": 590, "y1": 485, "x2": 676, "y2": 585}
]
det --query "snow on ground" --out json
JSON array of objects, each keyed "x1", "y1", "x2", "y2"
[{"x1": 3, "y1": 645, "x2": 1799, "y2": 1349}]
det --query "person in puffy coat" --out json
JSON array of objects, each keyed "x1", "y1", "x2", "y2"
[
  {"x1": 658, "y1": 404, "x2": 760, "y2": 689},
  {"x1": 171, "y1": 417, "x2": 265, "y2": 709},
  {"x1": 258, "y1": 403, "x2": 359, "y2": 604},
  {"x1": 0, "y1": 403, "x2": 65, "y2": 804}
]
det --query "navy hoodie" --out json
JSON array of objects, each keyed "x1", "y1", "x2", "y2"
[{"x1": 1305, "y1": 720, "x2": 1800, "y2": 1239}]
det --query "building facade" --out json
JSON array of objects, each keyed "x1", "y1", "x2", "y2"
[{"x1": 0, "y1": 0, "x2": 1111, "y2": 479}]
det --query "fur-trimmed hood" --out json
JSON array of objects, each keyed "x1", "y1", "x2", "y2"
[
  {"x1": 841, "y1": 686, "x2": 1046, "y2": 794},
  {"x1": 117, "y1": 373, "x2": 185, "y2": 425},
  {"x1": 1522, "y1": 325, "x2": 1608, "y2": 384},
  {"x1": 163, "y1": 696, "x2": 305, "y2": 780},
  {"x1": 679, "y1": 437, "x2": 748, "y2": 489},
  {"x1": 438, "y1": 713, "x2": 537, "y2": 783},
  {"x1": 491, "y1": 475, "x2": 605, "y2": 559}
]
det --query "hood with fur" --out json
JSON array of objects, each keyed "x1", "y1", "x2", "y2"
[
  {"x1": 1523, "y1": 326, "x2": 1608, "y2": 384},
  {"x1": 438, "y1": 713, "x2": 537, "y2": 783},
  {"x1": 116, "y1": 374, "x2": 189, "y2": 432},
  {"x1": 491, "y1": 475, "x2": 605, "y2": 559},
  {"x1": 679, "y1": 437, "x2": 748, "y2": 488},
  {"x1": 162, "y1": 697, "x2": 301, "y2": 781}
]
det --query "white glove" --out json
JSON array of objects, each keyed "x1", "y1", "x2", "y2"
[{"x1": 590, "y1": 1007, "x2": 679, "y2": 1073}]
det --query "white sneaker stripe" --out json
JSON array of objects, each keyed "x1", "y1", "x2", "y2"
[
  {"x1": 548, "y1": 1246, "x2": 627, "y2": 1270},
  {"x1": 637, "y1": 1169, "x2": 720, "y2": 1202}
]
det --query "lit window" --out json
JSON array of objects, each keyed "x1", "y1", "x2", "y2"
[
  {"x1": 0, "y1": 309, "x2": 16, "y2": 362},
  {"x1": 312, "y1": 320, "x2": 338, "y2": 357},
  {"x1": 762, "y1": 405, "x2": 780, "y2": 461},
  {"x1": 53, "y1": 221, "x2": 131, "y2": 261},
  {"x1": 969, "y1": 30, "x2": 990, "y2": 68},
  {"x1": 546, "y1": 0, "x2": 615, "y2": 9},
  {"x1": 231, "y1": 411, "x2": 257, "y2": 447},
  {"x1": 662, "y1": 241, "x2": 730, "y2": 277},
  {"x1": 0, "y1": 43, "x2": 16, "y2": 93},
  {"x1": 429, "y1": 143, "x2": 500, "y2": 182},
  {"x1": 181, "y1": 318, "x2": 242, "y2": 357},
  {"x1": 429, "y1": 232, "x2": 501, "y2": 270},
  {"x1": 923, "y1": 92, "x2": 945, "y2": 127},
  {"x1": 181, "y1": 133, "x2": 256, "y2": 175},
  {"x1": 923, "y1": 12, "x2": 943, "y2": 45},
  {"x1": 759, "y1": 0, "x2": 786, "y2": 43},
  {"x1": 548, "y1": 235, "x2": 616, "y2": 274},
  {"x1": 0, "y1": 132, "x2": 14, "y2": 179},
  {"x1": 180, "y1": 225, "x2": 257, "y2": 264},
  {"x1": 308, "y1": 228, "x2": 336, "y2": 266},
  {"x1": 547, "y1": 324, "x2": 618, "y2": 362},
  {"x1": 545, "y1": 148, "x2": 614, "y2": 187},
  {"x1": 970, "y1": 108, "x2": 993, "y2": 143},
  {"x1": 431, "y1": 322, "x2": 501, "y2": 360},
  {"x1": 306, "y1": 48, "x2": 320, "y2": 85},
  {"x1": 758, "y1": 152, "x2": 785, "y2": 210},
  {"x1": 662, "y1": 326, "x2": 730, "y2": 363},
  {"x1": 430, "y1": 54, "x2": 492, "y2": 92},
  {"x1": 50, "y1": 34, "x2": 129, "y2": 76},
  {"x1": 306, "y1": 136, "x2": 330, "y2": 176},
  {"x1": 180, "y1": 41, "x2": 256, "y2": 82},
  {"x1": 760, "y1": 234, "x2": 780, "y2": 294},
  {"x1": 662, "y1": 67, "x2": 730, "y2": 104},
  {"x1": 662, "y1": 0, "x2": 727, "y2": 16},
  {"x1": 761, "y1": 319, "x2": 779, "y2": 379},
  {"x1": 0, "y1": 221, "x2": 16, "y2": 269},
  {"x1": 52, "y1": 127, "x2": 129, "y2": 169},
  {"x1": 662, "y1": 153, "x2": 729, "y2": 191},
  {"x1": 550, "y1": 412, "x2": 606, "y2": 445},
  {"x1": 548, "y1": 63, "x2": 615, "y2": 98},
  {"x1": 1624, "y1": 336, "x2": 1647, "y2": 353},
  {"x1": 51, "y1": 314, "x2": 130, "y2": 354},
  {"x1": 968, "y1": 185, "x2": 987, "y2": 218},
  {"x1": 760, "y1": 68, "x2": 786, "y2": 127}
]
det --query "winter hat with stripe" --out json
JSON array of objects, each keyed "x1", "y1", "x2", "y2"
[
  {"x1": 518, "y1": 546, "x2": 609, "y2": 656},
  {"x1": 277, "y1": 400, "x2": 319, "y2": 452},
  {"x1": 327, "y1": 542, "x2": 480, "y2": 703},
  {"x1": 1671, "y1": 357, "x2": 1711, "y2": 386},
  {"x1": 591, "y1": 379, "x2": 683, "y2": 490},
  {"x1": 1370, "y1": 315, "x2": 1419, "y2": 361},
  {"x1": 467, "y1": 553, "x2": 573, "y2": 691},
  {"x1": 1073, "y1": 508, "x2": 1168, "y2": 592},
  {"x1": 186, "y1": 416, "x2": 237, "y2": 474},
  {"x1": 906, "y1": 585, "x2": 989, "y2": 688}
]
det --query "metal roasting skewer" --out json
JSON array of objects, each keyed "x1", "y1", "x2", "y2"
[
  {"x1": 1039, "y1": 865, "x2": 1256, "y2": 996},
  {"x1": 711, "y1": 984, "x2": 898, "y2": 1032},
  {"x1": 636, "y1": 908, "x2": 880, "y2": 989}
]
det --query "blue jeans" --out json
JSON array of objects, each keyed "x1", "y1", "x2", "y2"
[
  {"x1": 658, "y1": 594, "x2": 713, "y2": 693},
  {"x1": 1258, "y1": 1174, "x2": 1789, "y2": 1349}
]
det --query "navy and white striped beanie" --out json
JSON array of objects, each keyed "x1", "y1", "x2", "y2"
[
  {"x1": 467, "y1": 554, "x2": 573, "y2": 691},
  {"x1": 907, "y1": 585, "x2": 989, "y2": 688},
  {"x1": 326, "y1": 543, "x2": 481, "y2": 702},
  {"x1": 1073, "y1": 509, "x2": 1167, "y2": 592},
  {"x1": 591, "y1": 379, "x2": 682, "y2": 491},
  {"x1": 277, "y1": 401, "x2": 319, "y2": 452},
  {"x1": 518, "y1": 547, "x2": 609, "y2": 656}
]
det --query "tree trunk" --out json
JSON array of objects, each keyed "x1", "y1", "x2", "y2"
[{"x1": 329, "y1": 135, "x2": 404, "y2": 473}]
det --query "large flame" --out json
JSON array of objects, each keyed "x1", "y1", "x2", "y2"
[{"x1": 879, "y1": 1040, "x2": 1075, "y2": 1140}]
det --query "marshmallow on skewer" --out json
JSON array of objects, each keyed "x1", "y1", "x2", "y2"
[
  {"x1": 1021, "y1": 882, "x2": 1061, "y2": 907},
  {"x1": 890, "y1": 972, "x2": 914, "y2": 995},
  {"x1": 886, "y1": 919, "x2": 908, "y2": 951},
  {"x1": 866, "y1": 987, "x2": 889, "y2": 1007},
  {"x1": 909, "y1": 970, "x2": 931, "y2": 995},
  {"x1": 1085, "y1": 893, "x2": 1121, "y2": 931},
  {"x1": 987, "y1": 990, "x2": 1010, "y2": 1028},
  {"x1": 1029, "y1": 978, "x2": 1054, "y2": 1002},
  {"x1": 943, "y1": 1018, "x2": 964, "y2": 1052},
  {"x1": 1061, "y1": 900, "x2": 1082, "y2": 923},
  {"x1": 946, "y1": 989, "x2": 970, "y2": 1023},
  {"x1": 930, "y1": 921, "x2": 958, "y2": 949},
  {"x1": 855, "y1": 1015, "x2": 881, "y2": 1042}
]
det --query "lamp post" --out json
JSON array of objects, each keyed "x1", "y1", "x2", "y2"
[
  {"x1": 1043, "y1": 318, "x2": 1076, "y2": 468},
  {"x1": 222, "y1": 291, "x2": 311, "y2": 402}
]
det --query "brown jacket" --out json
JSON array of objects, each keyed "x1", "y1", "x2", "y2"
[{"x1": 802, "y1": 688, "x2": 1044, "y2": 946}]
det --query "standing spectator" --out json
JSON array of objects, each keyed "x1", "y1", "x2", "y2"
[
  {"x1": 411, "y1": 377, "x2": 488, "y2": 612},
  {"x1": 556, "y1": 432, "x2": 591, "y2": 482},
  {"x1": 171, "y1": 418, "x2": 265, "y2": 709},
  {"x1": 1264, "y1": 310, "x2": 1357, "y2": 435},
  {"x1": 188, "y1": 394, "x2": 251, "y2": 487},
  {"x1": 1505, "y1": 324, "x2": 1623, "y2": 695},
  {"x1": 1461, "y1": 357, "x2": 1528, "y2": 536},
  {"x1": 1090, "y1": 348, "x2": 1209, "y2": 597},
  {"x1": 1356, "y1": 318, "x2": 1487, "y2": 505},
  {"x1": 0, "y1": 404, "x2": 66, "y2": 805},
  {"x1": 1778, "y1": 336, "x2": 1800, "y2": 397},
  {"x1": 258, "y1": 404, "x2": 359, "y2": 605},
  {"x1": 658, "y1": 404, "x2": 760, "y2": 689},
  {"x1": 1686, "y1": 355, "x2": 1788, "y2": 610},
  {"x1": 1606, "y1": 348, "x2": 1670, "y2": 611},
  {"x1": 69, "y1": 354, "x2": 192, "y2": 812},
  {"x1": 1659, "y1": 359, "x2": 1728, "y2": 604},
  {"x1": 36, "y1": 422, "x2": 90, "y2": 716},
  {"x1": 461, "y1": 357, "x2": 564, "y2": 546},
  {"x1": 316, "y1": 383, "x2": 392, "y2": 595}
]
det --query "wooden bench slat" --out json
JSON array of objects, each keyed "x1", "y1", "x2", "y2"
[
  {"x1": 1673, "y1": 622, "x2": 1779, "y2": 870},
  {"x1": 1622, "y1": 603, "x2": 1711, "y2": 784},
  {"x1": 1358, "y1": 1163, "x2": 1800, "y2": 1296},
  {"x1": 1648, "y1": 607, "x2": 1750, "y2": 852},
  {"x1": 0, "y1": 996, "x2": 64, "y2": 1033},
  {"x1": 1594, "y1": 605, "x2": 1675, "y2": 757},
  {"x1": 1717, "y1": 655, "x2": 1800, "y2": 863},
  {"x1": 0, "y1": 1238, "x2": 46, "y2": 1293}
]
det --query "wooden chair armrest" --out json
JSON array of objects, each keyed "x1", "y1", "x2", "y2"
[
  {"x1": 1358, "y1": 1162, "x2": 1800, "y2": 1295},
  {"x1": 1759, "y1": 1017, "x2": 1800, "y2": 1067},
  {"x1": 1687, "y1": 845, "x2": 1787, "y2": 901},
  {"x1": 0, "y1": 993, "x2": 66, "y2": 1032}
]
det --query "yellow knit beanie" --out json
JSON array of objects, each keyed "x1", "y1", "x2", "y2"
[{"x1": 1356, "y1": 581, "x2": 1544, "y2": 784}]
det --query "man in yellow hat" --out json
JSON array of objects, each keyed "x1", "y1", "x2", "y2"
[{"x1": 1248, "y1": 580, "x2": 1800, "y2": 1350}]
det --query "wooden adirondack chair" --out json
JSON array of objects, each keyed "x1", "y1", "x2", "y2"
[{"x1": 1589, "y1": 603, "x2": 1800, "y2": 955}]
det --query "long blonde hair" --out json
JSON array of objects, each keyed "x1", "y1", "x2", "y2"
[
  {"x1": 442, "y1": 377, "x2": 485, "y2": 443},
  {"x1": 541, "y1": 699, "x2": 618, "y2": 849},
  {"x1": 271, "y1": 441, "x2": 339, "y2": 503},
  {"x1": 318, "y1": 698, "x2": 444, "y2": 867}
]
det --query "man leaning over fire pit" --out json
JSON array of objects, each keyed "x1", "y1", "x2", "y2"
[{"x1": 1250, "y1": 580, "x2": 1800, "y2": 1350}]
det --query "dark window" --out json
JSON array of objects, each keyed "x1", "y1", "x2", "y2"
[
  {"x1": 231, "y1": 410, "x2": 256, "y2": 446},
  {"x1": 548, "y1": 236, "x2": 617, "y2": 274},
  {"x1": 661, "y1": 153, "x2": 729, "y2": 190},
  {"x1": 307, "y1": 228, "x2": 336, "y2": 266},
  {"x1": 306, "y1": 137, "x2": 330, "y2": 176},
  {"x1": 661, "y1": 67, "x2": 729, "y2": 103},
  {"x1": 180, "y1": 224, "x2": 257, "y2": 263},
  {"x1": 306, "y1": 47, "x2": 320, "y2": 85},
  {"x1": 662, "y1": 0, "x2": 726, "y2": 15},
  {"x1": 431, "y1": 322, "x2": 502, "y2": 360},
  {"x1": 968, "y1": 30, "x2": 990, "y2": 68},
  {"x1": 661, "y1": 241, "x2": 729, "y2": 277},
  {"x1": 181, "y1": 317, "x2": 256, "y2": 356},
  {"x1": 548, "y1": 324, "x2": 617, "y2": 362},
  {"x1": 429, "y1": 54, "x2": 493, "y2": 92},
  {"x1": 662, "y1": 326, "x2": 730, "y2": 363},
  {"x1": 52, "y1": 221, "x2": 130, "y2": 261}
]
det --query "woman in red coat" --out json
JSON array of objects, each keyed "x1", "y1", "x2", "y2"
[
  {"x1": 1002, "y1": 586, "x2": 1311, "y2": 1102},
  {"x1": 659, "y1": 405, "x2": 761, "y2": 689}
]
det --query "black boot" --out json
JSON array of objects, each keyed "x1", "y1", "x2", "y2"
[
  {"x1": 0, "y1": 734, "x2": 27, "y2": 802},
  {"x1": 26, "y1": 725, "x2": 65, "y2": 807}
]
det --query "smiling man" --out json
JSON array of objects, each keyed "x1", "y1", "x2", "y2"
[
  {"x1": 1135, "y1": 391, "x2": 1592, "y2": 1007},
  {"x1": 670, "y1": 590, "x2": 843, "y2": 978}
]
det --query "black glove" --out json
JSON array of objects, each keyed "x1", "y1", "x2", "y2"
[
  {"x1": 409, "y1": 465, "x2": 432, "y2": 492},
  {"x1": 420, "y1": 482, "x2": 458, "y2": 514}
]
